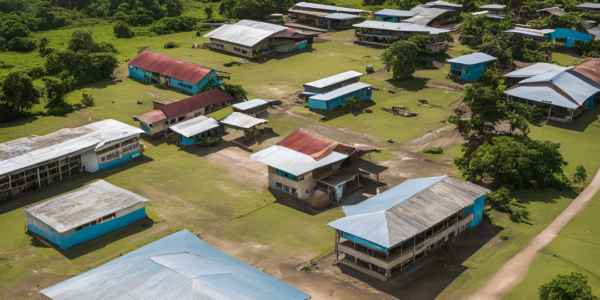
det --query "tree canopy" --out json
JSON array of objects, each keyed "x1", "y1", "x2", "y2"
[
  {"x1": 381, "y1": 40, "x2": 419, "y2": 81},
  {"x1": 0, "y1": 71, "x2": 41, "y2": 112},
  {"x1": 539, "y1": 272, "x2": 599, "y2": 300}
]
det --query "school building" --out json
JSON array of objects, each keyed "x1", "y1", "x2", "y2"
[
  {"x1": 448, "y1": 52, "x2": 497, "y2": 81},
  {"x1": 503, "y1": 28, "x2": 592, "y2": 48},
  {"x1": 301, "y1": 71, "x2": 372, "y2": 112}
]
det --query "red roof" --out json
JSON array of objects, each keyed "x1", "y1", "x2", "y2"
[
  {"x1": 278, "y1": 129, "x2": 339, "y2": 161},
  {"x1": 135, "y1": 110, "x2": 167, "y2": 124},
  {"x1": 128, "y1": 51, "x2": 213, "y2": 84},
  {"x1": 161, "y1": 89, "x2": 233, "y2": 118},
  {"x1": 571, "y1": 59, "x2": 600, "y2": 86}
]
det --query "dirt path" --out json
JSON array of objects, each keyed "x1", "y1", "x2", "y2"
[
  {"x1": 470, "y1": 168, "x2": 600, "y2": 300},
  {"x1": 139, "y1": 88, "x2": 177, "y2": 102}
]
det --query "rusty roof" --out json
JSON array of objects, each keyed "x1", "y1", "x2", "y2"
[
  {"x1": 128, "y1": 51, "x2": 213, "y2": 84},
  {"x1": 570, "y1": 59, "x2": 600, "y2": 86},
  {"x1": 161, "y1": 89, "x2": 233, "y2": 118},
  {"x1": 277, "y1": 128, "x2": 339, "y2": 161},
  {"x1": 134, "y1": 110, "x2": 167, "y2": 124}
]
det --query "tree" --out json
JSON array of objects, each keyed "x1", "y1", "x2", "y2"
[
  {"x1": 204, "y1": 5, "x2": 214, "y2": 21},
  {"x1": 455, "y1": 135, "x2": 568, "y2": 189},
  {"x1": 381, "y1": 40, "x2": 419, "y2": 81},
  {"x1": 81, "y1": 92, "x2": 95, "y2": 107},
  {"x1": 220, "y1": 83, "x2": 247, "y2": 100},
  {"x1": 539, "y1": 272, "x2": 599, "y2": 300},
  {"x1": 573, "y1": 165, "x2": 587, "y2": 184},
  {"x1": 0, "y1": 71, "x2": 41, "y2": 112},
  {"x1": 42, "y1": 76, "x2": 72, "y2": 115},
  {"x1": 438, "y1": 32, "x2": 454, "y2": 43},
  {"x1": 408, "y1": 34, "x2": 435, "y2": 59},
  {"x1": 113, "y1": 21, "x2": 134, "y2": 38},
  {"x1": 67, "y1": 29, "x2": 96, "y2": 52},
  {"x1": 342, "y1": 96, "x2": 361, "y2": 114},
  {"x1": 487, "y1": 187, "x2": 530, "y2": 223}
]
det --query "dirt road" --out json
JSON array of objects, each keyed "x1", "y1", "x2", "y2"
[{"x1": 470, "y1": 168, "x2": 600, "y2": 300}]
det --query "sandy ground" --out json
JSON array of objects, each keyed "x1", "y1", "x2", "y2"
[{"x1": 469, "y1": 168, "x2": 600, "y2": 300}]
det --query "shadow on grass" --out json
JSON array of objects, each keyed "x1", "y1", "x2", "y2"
[
  {"x1": 336, "y1": 220, "x2": 499, "y2": 300},
  {"x1": 318, "y1": 100, "x2": 377, "y2": 121},
  {"x1": 0, "y1": 116, "x2": 40, "y2": 129},
  {"x1": 27, "y1": 216, "x2": 155, "y2": 260},
  {"x1": 0, "y1": 156, "x2": 153, "y2": 215},
  {"x1": 125, "y1": 77, "x2": 193, "y2": 98},
  {"x1": 511, "y1": 186, "x2": 579, "y2": 206},
  {"x1": 545, "y1": 105, "x2": 600, "y2": 133},
  {"x1": 178, "y1": 130, "x2": 280, "y2": 158},
  {"x1": 386, "y1": 77, "x2": 429, "y2": 91}
]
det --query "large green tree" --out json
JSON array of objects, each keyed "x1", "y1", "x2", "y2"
[
  {"x1": 381, "y1": 40, "x2": 419, "y2": 81},
  {"x1": 539, "y1": 272, "x2": 599, "y2": 300},
  {"x1": 0, "y1": 71, "x2": 41, "y2": 112}
]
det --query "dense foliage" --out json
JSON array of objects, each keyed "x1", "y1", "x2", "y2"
[
  {"x1": 381, "y1": 40, "x2": 419, "y2": 81},
  {"x1": 539, "y1": 272, "x2": 599, "y2": 300},
  {"x1": 0, "y1": 71, "x2": 41, "y2": 113},
  {"x1": 486, "y1": 187, "x2": 530, "y2": 223},
  {"x1": 342, "y1": 96, "x2": 361, "y2": 114},
  {"x1": 218, "y1": 0, "x2": 332, "y2": 20},
  {"x1": 0, "y1": 13, "x2": 37, "y2": 52},
  {"x1": 113, "y1": 21, "x2": 134, "y2": 38}
]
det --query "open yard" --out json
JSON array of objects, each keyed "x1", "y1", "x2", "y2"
[{"x1": 1, "y1": 25, "x2": 600, "y2": 300}]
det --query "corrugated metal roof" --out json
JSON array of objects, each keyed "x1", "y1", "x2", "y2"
[
  {"x1": 536, "y1": 7, "x2": 566, "y2": 16},
  {"x1": 504, "y1": 85, "x2": 580, "y2": 109},
  {"x1": 328, "y1": 176, "x2": 490, "y2": 248},
  {"x1": 161, "y1": 89, "x2": 233, "y2": 118},
  {"x1": 426, "y1": 1, "x2": 463, "y2": 8},
  {"x1": 578, "y1": 3, "x2": 600, "y2": 9},
  {"x1": 219, "y1": 112, "x2": 267, "y2": 130},
  {"x1": 503, "y1": 28, "x2": 554, "y2": 37},
  {"x1": 277, "y1": 128, "x2": 339, "y2": 160},
  {"x1": 310, "y1": 82, "x2": 372, "y2": 101},
  {"x1": 304, "y1": 71, "x2": 363, "y2": 89},
  {"x1": 520, "y1": 70, "x2": 599, "y2": 105},
  {"x1": 169, "y1": 116, "x2": 219, "y2": 138},
  {"x1": 588, "y1": 27, "x2": 600, "y2": 41},
  {"x1": 325, "y1": 13, "x2": 361, "y2": 20},
  {"x1": 128, "y1": 51, "x2": 213, "y2": 84},
  {"x1": 23, "y1": 180, "x2": 149, "y2": 233},
  {"x1": 571, "y1": 59, "x2": 600, "y2": 85},
  {"x1": 134, "y1": 110, "x2": 167, "y2": 124},
  {"x1": 41, "y1": 230, "x2": 311, "y2": 300},
  {"x1": 204, "y1": 20, "x2": 292, "y2": 47},
  {"x1": 318, "y1": 169, "x2": 359, "y2": 187},
  {"x1": 375, "y1": 9, "x2": 418, "y2": 17},
  {"x1": 479, "y1": 4, "x2": 505, "y2": 9},
  {"x1": 291, "y1": 2, "x2": 368, "y2": 14},
  {"x1": 288, "y1": 9, "x2": 329, "y2": 17},
  {"x1": 353, "y1": 20, "x2": 454, "y2": 34},
  {"x1": 447, "y1": 52, "x2": 497, "y2": 65},
  {"x1": 0, "y1": 120, "x2": 144, "y2": 176},
  {"x1": 250, "y1": 145, "x2": 348, "y2": 176},
  {"x1": 405, "y1": 7, "x2": 452, "y2": 25},
  {"x1": 232, "y1": 99, "x2": 269, "y2": 111},
  {"x1": 505, "y1": 63, "x2": 568, "y2": 78}
]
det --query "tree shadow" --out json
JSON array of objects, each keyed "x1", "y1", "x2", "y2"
[
  {"x1": 0, "y1": 116, "x2": 40, "y2": 129},
  {"x1": 386, "y1": 77, "x2": 430, "y2": 91},
  {"x1": 335, "y1": 220, "x2": 499, "y2": 300},
  {"x1": 511, "y1": 186, "x2": 579, "y2": 206}
]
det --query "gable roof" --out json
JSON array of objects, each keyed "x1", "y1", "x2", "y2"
[
  {"x1": 169, "y1": 116, "x2": 220, "y2": 138},
  {"x1": 303, "y1": 71, "x2": 363, "y2": 89},
  {"x1": 447, "y1": 52, "x2": 497, "y2": 65},
  {"x1": 504, "y1": 63, "x2": 569, "y2": 79},
  {"x1": 134, "y1": 110, "x2": 167, "y2": 124},
  {"x1": 479, "y1": 4, "x2": 505, "y2": 9},
  {"x1": 375, "y1": 9, "x2": 418, "y2": 17},
  {"x1": 353, "y1": 20, "x2": 455, "y2": 34},
  {"x1": 250, "y1": 145, "x2": 348, "y2": 176},
  {"x1": 232, "y1": 99, "x2": 269, "y2": 111},
  {"x1": 219, "y1": 112, "x2": 267, "y2": 130},
  {"x1": 503, "y1": 28, "x2": 554, "y2": 37},
  {"x1": 41, "y1": 230, "x2": 310, "y2": 300},
  {"x1": 290, "y1": 2, "x2": 368, "y2": 14},
  {"x1": 519, "y1": 69, "x2": 599, "y2": 105},
  {"x1": 405, "y1": 6, "x2": 452, "y2": 26},
  {"x1": 309, "y1": 82, "x2": 372, "y2": 101},
  {"x1": 425, "y1": 1, "x2": 463, "y2": 8},
  {"x1": 204, "y1": 20, "x2": 298, "y2": 47},
  {"x1": 277, "y1": 128, "x2": 339, "y2": 160},
  {"x1": 161, "y1": 89, "x2": 233, "y2": 118},
  {"x1": 128, "y1": 51, "x2": 213, "y2": 84},
  {"x1": 570, "y1": 58, "x2": 600, "y2": 86},
  {"x1": 23, "y1": 180, "x2": 149, "y2": 233},
  {"x1": 328, "y1": 176, "x2": 489, "y2": 248},
  {"x1": 536, "y1": 7, "x2": 566, "y2": 16}
]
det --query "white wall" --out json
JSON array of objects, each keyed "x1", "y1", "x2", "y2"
[{"x1": 81, "y1": 150, "x2": 99, "y2": 173}]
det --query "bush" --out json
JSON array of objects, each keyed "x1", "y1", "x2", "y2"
[
  {"x1": 113, "y1": 21, "x2": 134, "y2": 38},
  {"x1": 8, "y1": 37, "x2": 37, "y2": 52},
  {"x1": 81, "y1": 92, "x2": 95, "y2": 107},
  {"x1": 424, "y1": 146, "x2": 443, "y2": 154},
  {"x1": 539, "y1": 272, "x2": 599, "y2": 300},
  {"x1": 342, "y1": 96, "x2": 361, "y2": 114},
  {"x1": 573, "y1": 165, "x2": 587, "y2": 184},
  {"x1": 252, "y1": 49, "x2": 262, "y2": 60},
  {"x1": 150, "y1": 16, "x2": 198, "y2": 35},
  {"x1": 196, "y1": 135, "x2": 222, "y2": 147},
  {"x1": 26, "y1": 66, "x2": 46, "y2": 80},
  {"x1": 487, "y1": 187, "x2": 530, "y2": 223},
  {"x1": 164, "y1": 42, "x2": 179, "y2": 49}
]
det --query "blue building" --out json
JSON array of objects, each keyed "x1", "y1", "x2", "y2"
[
  {"x1": 448, "y1": 52, "x2": 497, "y2": 81},
  {"x1": 24, "y1": 180, "x2": 149, "y2": 249},
  {"x1": 169, "y1": 116, "x2": 221, "y2": 146},
  {"x1": 503, "y1": 28, "x2": 592, "y2": 48},
  {"x1": 374, "y1": 9, "x2": 418, "y2": 22},
  {"x1": 41, "y1": 229, "x2": 311, "y2": 300},
  {"x1": 302, "y1": 71, "x2": 373, "y2": 112},
  {"x1": 128, "y1": 50, "x2": 219, "y2": 94},
  {"x1": 328, "y1": 175, "x2": 489, "y2": 281}
]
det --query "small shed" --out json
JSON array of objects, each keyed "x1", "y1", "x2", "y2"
[
  {"x1": 220, "y1": 112, "x2": 268, "y2": 142},
  {"x1": 447, "y1": 52, "x2": 497, "y2": 81},
  {"x1": 169, "y1": 116, "x2": 221, "y2": 146},
  {"x1": 232, "y1": 99, "x2": 270, "y2": 117},
  {"x1": 23, "y1": 180, "x2": 149, "y2": 249},
  {"x1": 308, "y1": 82, "x2": 372, "y2": 112}
]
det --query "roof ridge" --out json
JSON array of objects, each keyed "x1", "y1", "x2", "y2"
[
  {"x1": 142, "y1": 50, "x2": 212, "y2": 70},
  {"x1": 383, "y1": 175, "x2": 447, "y2": 213}
]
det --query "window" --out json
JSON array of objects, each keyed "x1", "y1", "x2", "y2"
[
  {"x1": 554, "y1": 38, "x2": 567, "y2": 44},
  {"x1": 165, "y1": 121, "x2": 169, "y2": 126},
  {"x1": 269, "y1": 179, "x2": 277, "y2": 188},
  {"x1": 170, "y1": 119, "x2": 176, "y2": 124},
  {"x1": 178, "y1": 115, "x2": 186, "y2": 122},
  {"x1": 283, "y1": 185, "x2": 289, "y2": 193},
  {"x1": 275, "y1": 182, "x2": 283, "y2": 190},
  {"x1": 291, "y1": 188, "x2": 298, "y2": 196}
]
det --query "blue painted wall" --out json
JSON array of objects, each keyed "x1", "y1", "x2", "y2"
[
  {"x1": 98, "y1": 150, "x2": 141, "y2": 171},
  {"x1": 128, "y1": 65, "x2": 152, "y2": 82},
  {"x1": 464, "y1": 195, "x2": 485, "y2": 227},
  {"x1": 28, "y1": 207, "x2": 147, "y2": 249},
  {"x1": 548, "y1": 28, "x2": 592, "y2": 47},
  {"x1": 277, "y1": 169, "x2": 298, "y2": 181},
  {"x1": 587, "y1": 96, "x2": 595, "y2": 109},
  {"x1": 341, "y1": 231, "x2": 388, "y2": 252},
  {"x1": 140, "y1": 122, "x2": 152, "y2": 135},
  {"x1": 450, "y1": 62, "x2": 491, "y2": 81},
  {"x1": 181, "y1": 135, "x2": 196, "y2": 146},
  {"x1": 128, "y1": 67, "x2": 217, "y2": 95},
  {"x1": 375, "y1": 15, "x2": 399, "y2": 22},
  {"x1": 308, "y1": 87, "x2": 372, "y2": 112}
]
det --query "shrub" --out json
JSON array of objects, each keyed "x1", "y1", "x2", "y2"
[
  {"x1": 26, "y1": 66, "x2": 46, "y2": 80},
  {"x1": 539, "y1": 272, "x2": 599, "y2": 300},
  {"x1": 8, "y1": 37, "x2": 37, "y2": 52},
  {"x1": 251, "y1": 49, "x2": 262, "y2": 60},
  {"x1": 424, "y1": 146, "x2": 443, "y2": 154},
  {"x1": 573, "y1": 165, "x2": 587, "y2": 184},
  {"x1": 164, "y1": 42, "x2": 179, "y2": 49},
  {"x1": 81, "y1": 92, "x2": 95, "y2": 107},
  {"x1": 196, "y1": 135, "x2": 222, "y2": 147},
  {"x1": 113, "y1": 21, "x2": 134, "y2": 38},
  {"x1": 342, "y1": 96, "x2": 361, "y2": 114},
  {"x1": 151, "y1": 16, "x2": 198, "y2": 35},
  {"x1": 487, "y1": 187, "x2": 530, "y2": 224}
]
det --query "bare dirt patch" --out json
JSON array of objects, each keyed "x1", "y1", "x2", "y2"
[{"x1": 403, "y1": 126, "x2": 466, "y2": 153}]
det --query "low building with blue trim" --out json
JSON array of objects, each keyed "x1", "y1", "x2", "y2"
[
  {"x1": 169, "y1": 116, "x2": 221, "y2": 146},
  {"x1": 128, "y1": 51, "x2": 219, "y2": 94},
  {"x1": 23, "y1": 180, "x2": 149, "y2": 249},
  {"x1": 374, "y1": 9, "x2": 418, "y2": 22},
  {"x1": 503, "y1": 28, "x2": 592, "y2": 48},
  {"x1": 232, "y1": 99, "x2": 271, "y2": 117},
  {"x1": 448, "y1": 52, "x2": 497, "y2": 81},
  {"x1": 328, "y1": 175, "x2": 489, "y2": 282},
  {"x1": 0, "y1": 120, "x2": 144, "y2": 203},
  {"x1": 302, "y1": 71, "x2": 372, "y2": 112}
]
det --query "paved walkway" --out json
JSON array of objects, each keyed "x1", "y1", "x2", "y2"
[{"x1": 470, "y1": 168, "x2": 600, "y2": 300}]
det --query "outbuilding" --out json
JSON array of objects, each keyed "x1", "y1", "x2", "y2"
[
  {"x1": 288, "y1": 2, "x2": 371, "y2": 29},
  {"x1": 447, "y1": 52, "x2": 497, "y2": 81},
  {"x1": 232, "y1": 99, "x2": 271, "y2": 117},
  {"x1": 220, "y1": 112, "x2": 268, "y2": 142},
  {"x1": 128, "y1": 51, "x2": 218, "y2": 94},
  {"x1": 374, "y1": 9, "x2": 418, "y2": 22},
  {"x1": 23, "y1": 180, "x2": 149, "y2": 249},
  {"x1": 169, "y1": 116, "x2": 221, "y2": 146},
  {"x1": 40, "y1": 229, "x2": 311, "y2": 300},
  {"x1": 302, "y1": 71, "x2": 372, "y2": 112},
  {"x1": 328, "y1": 175, "x2": 489, "y2": 282},
  {"x1": 503, "y1": 28, "x2": 592, "y2": 48}
]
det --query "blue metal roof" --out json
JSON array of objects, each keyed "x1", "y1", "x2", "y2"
[
  {"x1": 309, "y1": 82, "x2": 371, "y2": 101},
  {"x1": 41, "y1": 230, "x2": 310, "y2": 300},
  {"x1": 446, "y1": 52, "x2": 497, "y2": 65}
]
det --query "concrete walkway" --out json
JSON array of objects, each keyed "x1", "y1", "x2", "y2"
[{"x1": 470, "y1": 168, "x2": 600, "y2": 300}]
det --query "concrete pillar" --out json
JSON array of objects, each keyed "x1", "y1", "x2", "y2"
[{"x1": 37, "y1": 167, "x2": 41, "y2": 188}]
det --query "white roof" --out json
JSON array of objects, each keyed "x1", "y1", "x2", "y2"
[
  {"x1": 220, "y1": 112, "x2": 267, "y2": 130},
  {"x1": 521, "y1": 71, "x2": 599, "y2": 105},
  {"x1": 310, "y1": 82, "x2": 372, "y2": 101},
  {"x1": 375, "y1": 9, "x2": 418, "y2": 17},
  {"x1": 204, "y1": 20, "x2": 289, "y2": 47},
  {"x1": 405, "y1": 6, "x2": 452, "y2": 26},
  {"x1": 0, "y1": 119, "x2": 144, "y2": 176},
  {"x1": 505, "y1": 63, "x2": 569, "y2": 78},
  {"x1": 503, "y1": 28, "x2": 554, "y2": 37},
  {"x1": 304, "y1": 71, "x2": 363, "y2": 89},
  {"x1": 232, "y1": 99, "x2": 269, "y2": 111},
  {"x1": 23, "y1": 180, "x2": 149, "y2": 233},
  {"x1": 354, "y1": 20, "x2": 454, "y2": 34},
  {"x1": 169, "y1": 116, "x2": 219, "y2": 138},
  {"x1": 325, "y1": 13, "x2": 361, "y2": 20},
  {"x1": 479, "y1": 4, "x2": 505, "y2": 9},
  {"x1": 426, "y1": 1, "x2": 463, "y2": 8},
  {"x1": 504, "y1": 86, "x2": 580, "y2": 109},
  {"x1": 291, "y1": 2, "x2": 368, "y2": 14},
  {"x1": 473, "y1": 10, "x2": 489, "y2": 15},
  {"x1": 250, "y1": 145, "x2": 348, "y2": 176},
  {"x1": 447, "y1": 52, "x2": 497, "y2": 65},
  {"x1": 578, "y1": 3, "x2": 600, "y2": 9}
]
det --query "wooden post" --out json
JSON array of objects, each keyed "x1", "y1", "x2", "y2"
[
  {"x1": 335, "y1": 230, "x2": 339, "y2": 262},
  {"x1": 424, "y1": 231, "x2": 427, "y2": 256},
  {"x1": 455, "y1": 213, "x2": 459, "y2": 236},
  {"x1": 400, "y1": 243, "x2": 403, "y2": 271},
  {"x1": 413, "y1": 236, "x2": 416, "y2": 262}
]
